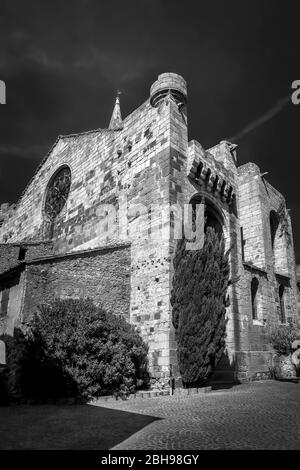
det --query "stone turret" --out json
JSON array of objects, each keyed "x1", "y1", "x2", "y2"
[{"x1": 150, "y1": 72, "x2": 187, "y2": 108}]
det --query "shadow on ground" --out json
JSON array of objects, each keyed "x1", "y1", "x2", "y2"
[
  {"x1": 0, "y1": 404, "x2": 160, "y2": 450},
  {"x1": 210, "y1": 382, "x2": 240, "y2": 391},
  {"x1": 208, "y1": 352, "x2": 241, "y2": 390}
]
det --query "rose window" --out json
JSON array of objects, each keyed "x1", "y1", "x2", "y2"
[{"x1": 45, "y1": 166, "x2": 71, "y2": 220}]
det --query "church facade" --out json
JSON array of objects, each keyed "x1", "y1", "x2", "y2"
[{"x1": 0, "y1": 73, "x2": 299, "y2": 386}]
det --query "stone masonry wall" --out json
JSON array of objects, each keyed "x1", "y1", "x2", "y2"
[
  {"x1": 236, "y1": 162, "x2": 299, "y2": 380},
  {"x1": 21, "y1": 243, "x2": 131, "y2": 323},
  {"x1": 125, "y1": 96, "x2": 188, "y2": 385}
]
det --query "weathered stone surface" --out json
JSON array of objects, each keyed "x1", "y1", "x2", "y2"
[
  {"x1": 273, "y1": 354, "x2": 297, "y2": 379},
  {"x1": 22, "y1": 243, "x2": 131, "y2": 322},
  {"x1": 0, "y1": 72, "x2": 299, "y2": 386}
]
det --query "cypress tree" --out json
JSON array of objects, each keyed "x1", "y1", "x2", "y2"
[{"x1": 171, "y1": 227, "x2": 230, "y2": 387}]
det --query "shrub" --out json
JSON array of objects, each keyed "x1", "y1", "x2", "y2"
[
  {"x1": 29, "y1": 298, "x2": 150, "y2": 399},
  {"x1": 171, "y1": 227, "x2": 230, "y2": 387},
  {"x1": 269, "y1": 320, "x2": 300, "y2": 356},
  {"x1": 1, "y1": 298, "x2": 149, "y2": 400}
]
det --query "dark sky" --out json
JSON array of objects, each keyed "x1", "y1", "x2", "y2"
[{"x1": 0, "y1": 0, "x2": 300, "y2": 259}]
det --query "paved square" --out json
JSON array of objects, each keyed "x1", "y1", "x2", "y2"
[{"x1": 95, "y1": 381, "x2": 300, "y2": 450}]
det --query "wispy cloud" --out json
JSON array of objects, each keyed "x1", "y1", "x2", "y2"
[
  {"x1": 2, "y1": 31, "x2": 154, "y2": 84},
  {"x1": 26, "y1": 49, "x2": 66, "y2": 70},
  {"x1": 227, "y1": 95, "x2": 291, "y2": 143},
  {"x1": 0, "y1": 143, "x2": 49, "y2": 160},
  {"x1": 72, "y1": 46, "x2": 155, "y2": 83}
]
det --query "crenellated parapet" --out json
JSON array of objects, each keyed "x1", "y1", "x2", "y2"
[{"x1": 187, "y1": 140, "x2": 236, "y2": 207}]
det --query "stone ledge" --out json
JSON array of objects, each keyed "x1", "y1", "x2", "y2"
[
  {"x1": 172, "y1": 386, "x2": 212, "y2": 396},
  {"x1": 27, "y1": 241, "x2": 131, "y2": 265},
  {"x1": 275, "y1": 272, "x2": 291, "y2": 285},
  {"x1": 243, "y1": 262, "x2": 268, "y2": 276}
]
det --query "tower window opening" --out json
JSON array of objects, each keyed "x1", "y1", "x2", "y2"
[
  {"x1": 279, "y1": 285, "x2": 286, "y2": 323},
  {"x1": 18, "y1": 247, "x2": 27, "y2": 261},
  {"x1": 251, "y1": 277, "x2": 259, "y2": 320},
  {"x1": 240, "y1": 227, "x2": 245, "y2": 262},
  {"x1": 270, "y1": 211, "x2": 279, "y2": 251}
]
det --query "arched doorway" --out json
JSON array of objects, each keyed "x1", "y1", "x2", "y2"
[{"x1": 190, "y1": 195, "x2": 224, "y2": 238}]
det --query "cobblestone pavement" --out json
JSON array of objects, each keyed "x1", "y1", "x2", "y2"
[{"x1": 94, "y1": 381, "x2": 300, "y2": 450}]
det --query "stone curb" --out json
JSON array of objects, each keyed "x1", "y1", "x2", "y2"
[
  {"x1": 90, "y1": 390, "x2": 169, "y2": 403},
  {"x1": 172, "y1": 386, "x2": 212, "y2": 396},
  {"x1": 91, "y1": 386, "x2": 212, "y2": 403}
]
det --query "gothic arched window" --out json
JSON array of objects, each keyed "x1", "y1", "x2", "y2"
[
  {"x1": 270, "y1": 210, "x2": 279, "y2": 250},
  {"x1": 269, "y1": 209, "x2": 289, "y2": 273},
  {"x1": 45, "y1": 166, "x2": 71, "y2": 220}
]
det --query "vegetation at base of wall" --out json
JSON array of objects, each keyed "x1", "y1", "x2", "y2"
[
  {"x1": 269, "y1": 320, "x2": 300, "y2": 356},
  {"x1": 171, "y1": 227, "x2": 230, "y2": 387},
  {"x1": 0, "y1": 329, "x2": 29, "y2": 402},
  {"x1": 0, "y1": 298, "x2": 149, "y2": 401}
]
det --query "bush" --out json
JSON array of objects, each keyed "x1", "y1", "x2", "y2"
[
  {"x1": 30, "y1": 298, "x2": 150, "y2": 399},
  {"x1": 269, "y1": 320, "x2": 300, "y2": 356},
  {"x1": 1, "y1": 298, "x2": 150, "y2": 401},
  {"x1": 171, "y1": 227, "x2": 230, "y2": 387}
]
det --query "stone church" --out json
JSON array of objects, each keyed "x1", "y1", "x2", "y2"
[{"x1": 0, "y1": 73, "x2": 299, "y2": 386}]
